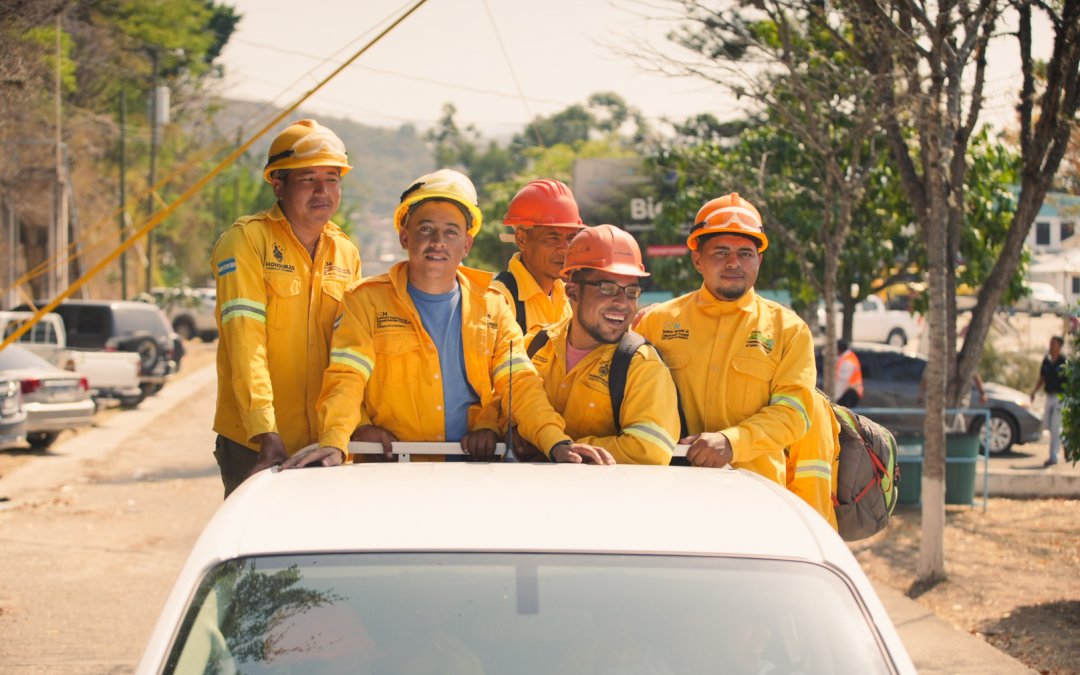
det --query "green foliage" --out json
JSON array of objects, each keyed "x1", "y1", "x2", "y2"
[
  {"x1": 23, "y1": 26, "x2": 77, "y2": 94},
  {"x1": 1063, "y1": 312, "x2": 1080, "y2": 464}
]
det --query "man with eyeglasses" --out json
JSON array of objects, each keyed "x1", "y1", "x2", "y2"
[
  {"x1": 634, "y1": 194, "x2": 815, "y2": 485},
  {"x1": 210, "y1": 119, "x2": 361, "y2": 497},
  {"x1": 493, "y1": 179, "x2": 586, "y2": 334},
  {"x1": 517, "y1": 225, "x2": 678, "y2": 464},
  {"x1": 286, "y1": 169, "x2": 613, "y2": 467}
]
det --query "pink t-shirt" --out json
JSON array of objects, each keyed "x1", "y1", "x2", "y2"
[{"x1": 565, "y1": 341, "x2": 594, "y2": 372}]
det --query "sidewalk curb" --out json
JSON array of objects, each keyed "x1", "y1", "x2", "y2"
[
  {"x1": 872, "y1": 583, "x2": 1038, "y2": 674},
  {"x1": 978, "y1": 467, "x2": 1080, "y2": 497}
]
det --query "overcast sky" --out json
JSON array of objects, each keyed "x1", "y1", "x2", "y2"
[{"x1": 217, "y1": 0, "x2": 1046, "y2": 137}]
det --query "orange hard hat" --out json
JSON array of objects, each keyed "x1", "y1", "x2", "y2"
[
  {"x1": 561, "y1": 224, "x2": 649, "y2": 278},
  {"x1": 503, "y1": 179, "x2": 585, "y2": 230},
  {"x1": 687, "y1": 192, "x2": 768, "y2": 252}
]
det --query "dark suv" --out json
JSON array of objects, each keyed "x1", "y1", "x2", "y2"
[
  {"x1": 815, "y1": 342, "x2": 1042, "y2": 453},
  {"x1": 19, "y1": 300, "x2": 178, "y2": 395}
]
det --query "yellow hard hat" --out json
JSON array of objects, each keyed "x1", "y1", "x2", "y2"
[
  {"x1": 687, "y1": 192, "x2": 768, "y2": 252},
  {"x1": 393, "y1": 169, "x2": 483, "y2": 237},
  {"x1": 263, "y1": 119, "x2": 351, "y2": 183}
]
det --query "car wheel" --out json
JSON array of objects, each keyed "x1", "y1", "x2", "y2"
[
  {"x1": 119, "y1": 393, "x2": 144, "y2": 409},
  {"x1": 173, "y1": 317, "x2": 195, "y2": 341},
  {"x1": 135, "y1": 337, "x2": 159, "y2": 373},
  {"x1": 199, "y1": 329, "x2": 219, "y2": 342},
  {"x1": 886, "y1": 329, "x2": 907, "y2": 347},
  {"x1": 970, "y1": 410, "x2": 1018, "y2": 454},
  {"x1": 28, "y1": 431, "x2": 59, "y2": 450}
]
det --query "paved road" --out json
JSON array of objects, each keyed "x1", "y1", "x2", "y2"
[
  {"x1": 0, "y1": 362, "x2": 1039, "y2": 673},
  {"x1": 0, "y1": 365, "x2": 220, "y2": 674}
]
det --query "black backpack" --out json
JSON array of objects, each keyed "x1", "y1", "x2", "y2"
[
  {"x1": 527, "y1": 328, "x2": 647, "y2": 431},
  {"x1": 494, "y1": 270, "x2": 528, "y2": 334}
]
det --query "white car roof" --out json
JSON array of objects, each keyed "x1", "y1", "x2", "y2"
[
  {"x1": 194, "y1": 464, "x2": 843, "y2": 561},
  {"x1": 142, "y1": 465, "x2": 914, "y2": 674}
]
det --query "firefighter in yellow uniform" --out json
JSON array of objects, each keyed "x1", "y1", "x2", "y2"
[
  {"x1": 524, "y1": 225, "x2": 678, "y2": 465},
  {"x1": 635, "y1": 193, "x2": 815, "y2": 486},
  {"x1": 211, "y1": 119, "x2": 361, "y2": 497},
  {"x1": 287, "y1": 169, "x2": 614, "y2": 467},
  {"x1": 491, "y1": 179, "x2": 586, "y2": 333},
  {"x1": 786, "y1": 390, "x2": 840, "y2": 529}
]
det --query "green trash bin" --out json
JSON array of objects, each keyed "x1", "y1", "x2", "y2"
[
  {"x1": 945, "y1": 432, "x2": 980, "y2": 505},
  {"x1": 895, "y1": 435, "x2": 923, "y2": 505}
]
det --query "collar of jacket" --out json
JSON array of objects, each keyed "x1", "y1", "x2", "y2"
[
  {"x1": 508, "y1": 252, "x2": 562, "y2": 301},
  {"x1": 540, "y1": 315, "x2": 620, "y2": 372},
  {"x1": 387, "y1": 261, "x2": 495, "y2": 300},
  {"x1": 695, "y1": 284, "x2": 756, "y2": 315}
]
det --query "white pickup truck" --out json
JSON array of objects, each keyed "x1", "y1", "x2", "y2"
[
  {"x1": 817, "y1": 294, "x2": 923, "y2": 348},
  {"x1": 0, "y1": 311, "x2": 144, "y2": 407}
]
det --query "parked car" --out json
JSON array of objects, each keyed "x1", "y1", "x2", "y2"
[
  {"x1": 0, "y1": 377, "x2": 27, "y2": 450},
  {"x1": 148, "y1": 286, "x2": 218, "y2": 342},
  {"x1": 816, "y1": 342, "x2": 1041, "y2": 453},
  {"x1": 139, "y1": 462, "x2": 915, "y2": 674},
  {"x1": 0, "y1": 310, "x2": 143, "y2": 408},
  {"x1": 17, "y1": 300, "x2": 177, "y2": 397},
  {"x1": 817, "y1": 294, "x2": 923, "y2": 347},
  {"x1": 1012, "y1": 281, "x2": 1066, "y2": 316},
  {"x1": 0, "y1": 345, "x2": 96, "y2": 450}
]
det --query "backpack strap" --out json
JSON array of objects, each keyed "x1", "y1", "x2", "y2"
[
  {"x1": 610, "y1": 331, "x2": 647, "y2": 432},
  {"x1": 526, "y1": 329, "x2": 550, "y2": 359},
  {"x1": 494, "y1": 270, "x2": 527, "y2": 334}
]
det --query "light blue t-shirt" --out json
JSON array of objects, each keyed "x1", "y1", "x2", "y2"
[{"x1": 407, "y1": 282, "x2": 479, "y2": 444}]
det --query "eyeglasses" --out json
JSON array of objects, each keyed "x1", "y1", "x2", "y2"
[{"x1": 577, "y1": 279, "x2": 643, "y2": 299}]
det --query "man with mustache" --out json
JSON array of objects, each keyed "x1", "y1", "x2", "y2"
[
  {"x1": 493, "y1": 179, "x2": 586, "y2": 333},
  {"x1": 634, "y1": 193, "x2": 815, "y2": 485},
  {"x1": 292, "y1": 169, "x2": 613, "y2": 466},
  {"x1": 210, "y1": 119, "x2": 361, "y2": 496},
  {"x1": 521, "y1": 225, "x2": 678, "y2": 464}
]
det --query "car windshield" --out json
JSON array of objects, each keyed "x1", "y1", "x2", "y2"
[{"x1": 164, "y1": 553, "x2": 892, "y2": 675}]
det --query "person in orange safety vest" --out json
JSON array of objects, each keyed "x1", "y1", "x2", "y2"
[{"x1": 835, "y1": 339, "x2": 864, "y2": 408}]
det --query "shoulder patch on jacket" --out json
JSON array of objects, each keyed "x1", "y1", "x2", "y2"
[{"x1": 217, "y1": 257, "x2": 237, "y2": 277}]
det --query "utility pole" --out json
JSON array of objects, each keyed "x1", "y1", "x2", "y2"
[
  {"x1": 144, "y1": 51, "x2": 158, "y2": 294},
  {"x1": 119, "y1": 88, "x2": 128, "y2": 299},
  {"x1": 53, "y1": 12, "x2": 67, "y2": 299}
]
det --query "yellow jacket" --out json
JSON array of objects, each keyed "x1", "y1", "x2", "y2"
[
  {"x1": 318, "y1": 262, "x2": 572, "y2": 457},
  {"x1": 528, "y1": 317, "x2": 677, "y2": 465},
  {"x1": 211, "y1": 204, "x2": 361, "y2": 454},
  {"x1": 635, "y1": 287, "x2": 816, "y2": 485},
  {"x1": 786, "y1": 391, "x2": 840, "y2": 530},
  {"x1": 490, "y1": 253, "x2": 572, "y2": 333}
]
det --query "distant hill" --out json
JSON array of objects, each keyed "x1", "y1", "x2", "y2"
[{"x1": 205, "y1": 98, "x2": 435, "y2": 223}]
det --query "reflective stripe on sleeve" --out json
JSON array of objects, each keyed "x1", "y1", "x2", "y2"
[
  {"x1": 221, "y1": 298, "x2": 267, "y2": 325},
  {"x1": 794, "y1": 459, "x2": 832, "y2": 481},
  {"x1": 769, "y1": 394, "x2": 811, "y2": 431},
  {"x1": 493, "y1": 354, "x2": 533, "y2": 382},
  {"x1": 624, "y1": 422, "x2": 677, "y2": 452},
  {"x1": 330, "y1": 348, "x2": 374, "y2": 378}
]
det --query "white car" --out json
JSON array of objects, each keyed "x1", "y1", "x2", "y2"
[
  {"x1": 1013, "y1": 281, "x2": 1066, "y2": 316},
  {"x1": 139, "y1": 462, "x2": 914, "y2": 674}
]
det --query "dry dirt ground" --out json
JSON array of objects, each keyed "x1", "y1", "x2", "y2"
[{"x1": 853, "y1": 499, "x2": 1080, "y2": 674}]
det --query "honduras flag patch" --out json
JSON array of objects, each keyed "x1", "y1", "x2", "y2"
[{"x1": 217, "y1": 257, "x2": 237, "y2": 277}]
